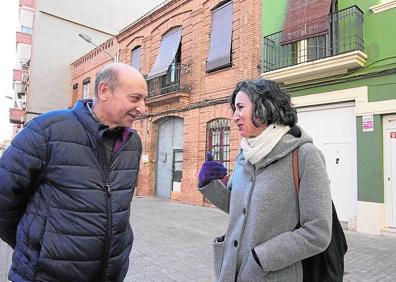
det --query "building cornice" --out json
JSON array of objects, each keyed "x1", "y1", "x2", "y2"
[
  {"x1": 370, "y1": 0, "x2": 396, "y2": 14},
  {"x1": 261, "y1": 51, "x2": 367, "y2": 85},
  {"x1": 117, "y1": 0, "x2": 192, "y2": 40}
]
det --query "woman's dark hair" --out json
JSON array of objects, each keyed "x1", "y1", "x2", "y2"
[{"x1": 229, "y1": 79, "x2": 297, "y2": 127}]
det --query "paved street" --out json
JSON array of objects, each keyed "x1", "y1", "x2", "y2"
[
  {"x1": 1, "y1": 196, "x2": 396, "y2": 281},
  {"x1": 0, "y1": 243, "x2": 11, "y2": 282}
]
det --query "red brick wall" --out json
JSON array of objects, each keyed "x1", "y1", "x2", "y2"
[
  {"x1": 71, "y1": 0, "x2": 261, "y2": 206},
  {"x1": 70, "y1": 38, "x2": 117, "y2": 105},
  {"x1": 13, "y1": 69, "x2": 23, "y2": 81},
  {"x1": 20, "y1": 0, "x2": 34, "y2": 9},
  {"x1": 16, "y1": 32, "x2": 32, "y2": 45}
]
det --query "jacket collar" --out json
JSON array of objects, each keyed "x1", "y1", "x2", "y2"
[
  {"x1": 237, "y1": 126, "x2": 313, "y2": 171},
  {"x1": 72, "y1": 99, "x2": 103, "y2": 140},
  {"x1": 72, "y1": 99, "x2": 133, "y2": 144},
  {"x1": 256, "y1": 126, "x2": 312, "y2": 170}
]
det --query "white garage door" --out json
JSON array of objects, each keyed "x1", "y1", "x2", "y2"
[
  {"x1": 297, "y1": 103, "x2": 357, "y2": 224},
  {"x1": 383, "y1": 115, "x2": 396, "y2": 227}
]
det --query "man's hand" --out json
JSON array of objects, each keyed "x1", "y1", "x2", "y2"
[{"x1": 198, "y1": 152, "x2": 227, "y2": 187}]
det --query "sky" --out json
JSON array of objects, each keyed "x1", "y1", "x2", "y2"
[
  {"x1": 0, "y1": 1, "x2": 167, "y2": 144},
  {"x1": 0, "y1": 2, "x2": 18, "y2": 143}
]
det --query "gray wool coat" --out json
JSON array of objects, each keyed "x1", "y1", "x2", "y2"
[{"x1": 200, "y1": 127, "x2": 332, "y2": 282}]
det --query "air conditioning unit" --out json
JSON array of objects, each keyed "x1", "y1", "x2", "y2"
[
  {"x1": 20, "y1": 58, "x2": 30, "y2": 68},
  {"x1": 13, "y1": 82, "x2": 23, "y2": 93},
  {"x1": 17, "y1": 91, "x2": 26, "y2": 99},
  {"x1": 19, "y1": 100, "x2": 26, "y2": 109}
]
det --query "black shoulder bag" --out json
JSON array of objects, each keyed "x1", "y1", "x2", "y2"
[{"x1": 292, "y1": 148, "x2": 348, "y2": 282}]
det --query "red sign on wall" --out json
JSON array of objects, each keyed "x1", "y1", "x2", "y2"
[{"x1": 390, "y1": 132, "x2": 396, "y2": 139}]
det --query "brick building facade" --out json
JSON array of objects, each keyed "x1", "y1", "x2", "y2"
[
  {"x1": 71, "y1": 0, "x2": 261, "y2": 205},
  {"x1": 71, "y1": 38, "x2": 117, "y2": 102}
]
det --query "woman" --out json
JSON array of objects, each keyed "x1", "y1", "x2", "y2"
[{"x1": 198, "y1": 79, "x2": 332, "y2": 282}]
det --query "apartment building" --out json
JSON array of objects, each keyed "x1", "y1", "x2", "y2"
[
  {"x1": 21, "y1": 0, "x2": 164, "y2": 122},
  {"x1": 71, "y1": 0, "x2": 262, "y2": 205},
  {"x1": 261, "y1": 0, "x2": 396, "y2": 235},
  {"x1": 9, "y1": 0, "x2": 35, "y2": 136}
]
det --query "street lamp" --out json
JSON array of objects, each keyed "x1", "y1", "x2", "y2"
[{"x1": 78, "y1": 33, "x2": 116, "y2": 62}]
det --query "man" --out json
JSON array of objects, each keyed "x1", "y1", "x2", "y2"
[{"x1": 0, "y1": 63, "x2": 147, "y2": 281}]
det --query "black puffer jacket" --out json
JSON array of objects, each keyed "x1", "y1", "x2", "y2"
[{"x1": 0, "y1": 100, "x2": 142, "y2": 282}]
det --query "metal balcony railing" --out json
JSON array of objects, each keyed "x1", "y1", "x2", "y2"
[
  {"x1": 262, "y1": 6, "x2": 364, "y2": 73},
  {"x1": 147, "y1": 63, "x2": 191, "y2": 97}
]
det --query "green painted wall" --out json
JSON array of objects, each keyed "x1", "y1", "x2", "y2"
[
  {"x1": 345, "y1": 0, "x2": 396, "y2": 69},
  {"x1": 262, "y1": 0, "x2": 396, "y2": 71},
  {"x1": 262, "y1": 0, "x2": 287, "y2": 36},
  {"x1": 288, "y1": 73, "x2": 396, "y2": 99},
  {"x1": 356, "y1": 115, "x2": 383, "y2": 203},
  {"x1": 368, "y1": 78, "x2": 396, "y2": 102},
  {"x1": 338, "y1": 0, "x2": 377, "y2": 10},
  {"x1": 261, "y1": 0, "x2": 396, "y2": 204}
]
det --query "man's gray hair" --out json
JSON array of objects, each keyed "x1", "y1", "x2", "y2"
[{"x1": 94, "y1": 66, "x2": 120, "y2": 98}]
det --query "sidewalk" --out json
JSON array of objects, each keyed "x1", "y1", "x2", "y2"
[
  {"x1": 126, "y1": 197, "x2": 396, "y2": 282},
  {"x1": 1, "y1": 196, "x2": 396, "y2": 281}
]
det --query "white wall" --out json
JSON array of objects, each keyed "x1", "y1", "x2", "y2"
[
  {"x1": 26, "y1": 0, "x2": 165, "y2": 119},
  {"x1": 20, "y1": 8, "x2": 33, "y2": 29}
]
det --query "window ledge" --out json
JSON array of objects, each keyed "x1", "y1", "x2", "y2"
[
  {"x1": 146, "y1": 91, "x2": 190, "y2": 107},
  {"x1": 261, "y1": 50, "x2": 367, "y2": 85},
  {"x1": 370, "y1": 1, "x2": 396, "y2": 13}
]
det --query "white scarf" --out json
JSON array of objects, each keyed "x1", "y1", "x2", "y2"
[{"x1": 240, "y1": 124, "x2": 290, "y2": 164}]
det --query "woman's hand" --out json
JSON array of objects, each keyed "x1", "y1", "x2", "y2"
[{"x1": 198, "y1": 152, "x2": 227, "y2": 187}]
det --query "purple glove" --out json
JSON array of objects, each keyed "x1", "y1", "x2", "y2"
[{"x1": 198, "y1": 152, "x2": 227, "y2": 187}]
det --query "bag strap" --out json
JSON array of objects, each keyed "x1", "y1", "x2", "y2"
[{"x1": 292, "y1": 148, "x2": 299, "y2": 194}]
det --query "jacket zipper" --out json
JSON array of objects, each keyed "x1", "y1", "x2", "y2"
[
  {"x1": 100, "y1": 133, "x2": 132, "y2": 282},
  {"x1": 101, "y1": 182, "x2": 112, "y2": 282}
]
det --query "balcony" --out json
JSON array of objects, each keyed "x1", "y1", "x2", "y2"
[
  {"x1": 9, "y1": 108, "x2": 25, "y2": 124},
  {"x1": 16, "y1": 31, "x2": 32, "y2": 45},
  {"x1": 13, "y1": 69, "x2": 23, "y2": 81},
  {"x1": 146, "y1": 63, "x2": 191, "y2": 106},
  {"x1": 13, "y1": 69, "x2": 29, "y2": 83},
  {"x1": 261, "y1": 6, "x2": 367, "y2": 84},
  {"x1": 20, "y1": 0, "x2": 34, "y2": 9}
]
